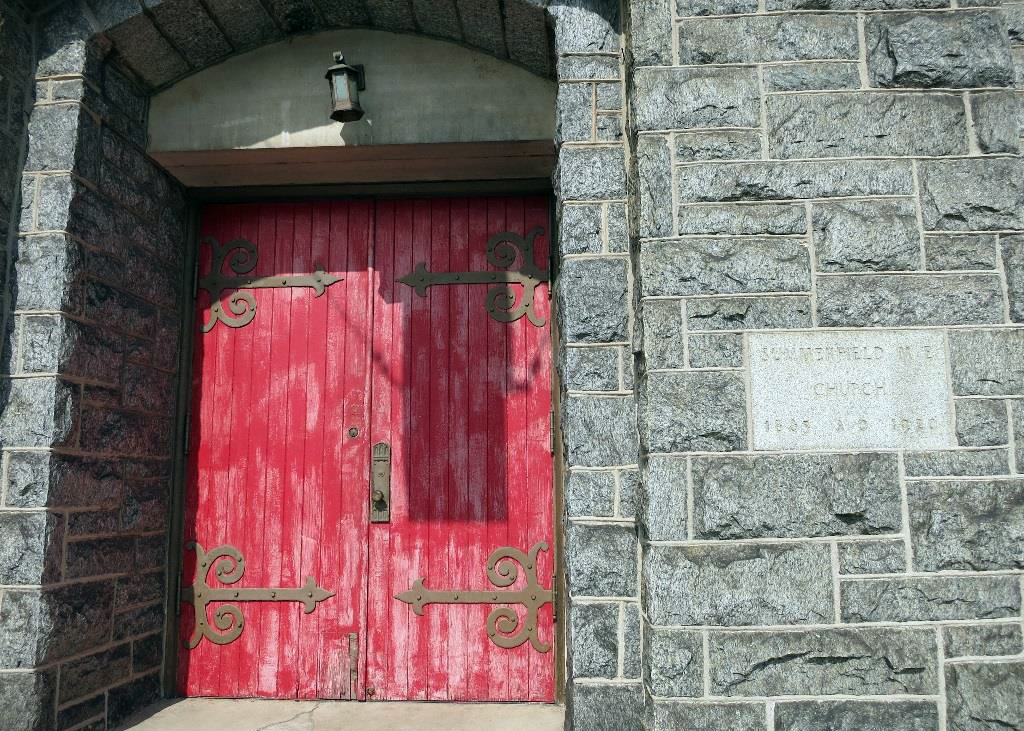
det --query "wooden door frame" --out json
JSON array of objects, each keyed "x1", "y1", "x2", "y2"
[{"x1": 161, "y1": 165, "x2": 567, "y2": 702}]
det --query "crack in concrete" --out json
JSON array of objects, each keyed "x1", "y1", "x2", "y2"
[{"x1": 256, "y1": 702, "x2": 322, "y2": 731}]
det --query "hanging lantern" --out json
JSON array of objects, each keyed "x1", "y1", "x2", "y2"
[{"x1": 325, "y1": 52, "x2": 366, "y2": 123}]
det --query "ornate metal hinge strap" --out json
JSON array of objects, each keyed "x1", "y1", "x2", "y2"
[
  {"x1": 397, "y1": 228, "x2": 549, "y2": 327},
  {"x1": 396, "y1": 541, "x2": 554, "y2": 653},
  {"x1": 198, "y1": 237, "x2": 343, "y2": 332},
  {"x1": 180, "y1": 542, "x2": 335, "y2": 648}
]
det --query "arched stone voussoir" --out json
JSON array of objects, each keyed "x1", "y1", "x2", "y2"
[{"x1": 46, "y1": 0, "x2": 556, "y2": 92}]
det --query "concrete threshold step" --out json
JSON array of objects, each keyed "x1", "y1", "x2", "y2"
[{"x1": 117, "y1": 698, "x2": 566, "y2": 731}]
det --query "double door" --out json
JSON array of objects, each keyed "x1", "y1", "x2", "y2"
[{"x1": 176, "y1": 196, "x2": 554, "y2": 702}]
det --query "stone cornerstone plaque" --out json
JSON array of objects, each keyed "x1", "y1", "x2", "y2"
[{"x1": 749, "y1": 330, "x2": 954, "y2": 450}]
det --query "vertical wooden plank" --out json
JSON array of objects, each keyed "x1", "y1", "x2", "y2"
[
  {"x1": 504, "y1": 196, "x2": 531, "y2": 701},
  {"x1": 485, "y1": 196, "x2": 510, "y2": 701},
  {"x1": 464, "y1": 196, "x2": 492, "y2": 699},
  {"x1": 345, "y1": 199, "x2": 374, "y2": 700},
  {"x1": 524, "y1": 196, "x2": 555, "y2": 701},
  {"x1": 446, "y1": 197, "x2": 471, "y2": 700},
  {"x1": 426, "y1": 198, "x2": 451, "y2": 700},
  {"x1": 406, "y1": 199, "x2": 432, "y2": 702},
  {"x1": 222, "y1": 204, "x2": 256, "y2": 698},
  {"x1": 366, "y1": 199, "x2": 396, "y2": 699}
]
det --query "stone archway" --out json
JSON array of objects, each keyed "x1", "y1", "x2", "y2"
[{"x1": 1, "y1": 2, "x2": 635, "y2": 730}]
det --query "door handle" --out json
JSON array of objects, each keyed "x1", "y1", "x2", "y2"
[{"x1": 370, "y1": 442, "x2": 391, "y2": 523}]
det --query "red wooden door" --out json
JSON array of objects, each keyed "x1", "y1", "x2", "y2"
[
  {"x1": 179, "y1": 197, "x2": 554, "y2": 702},
  {"x1": 365, "y1": 197, "x2": 555, "y2": 702}
]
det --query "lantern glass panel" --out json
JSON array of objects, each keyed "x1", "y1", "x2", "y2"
[{"x1": 333, "y1": 73, "x2": 351, "y2": 105}]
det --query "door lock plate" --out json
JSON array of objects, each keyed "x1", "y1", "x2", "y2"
[{"x1": 370, "y1": 442, "x2": 391, "y2": 523}]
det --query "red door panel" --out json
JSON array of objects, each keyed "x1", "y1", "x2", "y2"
[
  {"x1": 179, "y1": 196, "x2": 554, "y2": 702},
  {"x1": 365, "y1": 196, "x2": 554, "y2": 702}
]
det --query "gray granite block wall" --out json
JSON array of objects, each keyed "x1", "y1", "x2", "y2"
[
  {"x1": 627, "y1": 0, "x2": 1024, "y2": 728},
  {"x1": 3, "y1": 0, "x2": 1023, "y2": 729}
]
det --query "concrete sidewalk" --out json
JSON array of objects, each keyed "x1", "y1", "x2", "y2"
[{"x1": 116, "y1": 698, "x2": 566, "y2": 731}]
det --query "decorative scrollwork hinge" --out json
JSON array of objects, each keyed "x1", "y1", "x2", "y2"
[
  {"x1": 180, "y1": 542, "x2": 335, "y2": 648},
  {"x1": 198, "y1": 237, "x2": 343, "y2": 332},
  {"x1": 395, "y1": 541, "x2": 554, "y2": 653},
  {"x1": 397, "y1": 228, "x2": 549, "y2": 327}
]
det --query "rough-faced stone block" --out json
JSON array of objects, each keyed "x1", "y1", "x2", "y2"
[
  {"x1": 687, "y1": 296, "x2": 812, "y2": 331},
  {"x1": 763, "y1": 62, "x2": 861, "y2": 92},
  {"x1": 557, "y1": 83, "x2": 593, "y2": 144},
  {"x1": 816, "y1": 274, "x2": 1004, "y2": 327},
  {"x1": 0, "y1": 582, "x2": 115, "y2": 667},
  {"x1": 650, "y1": 702, "x2": 765, "y2": 730},
  {"x1": 637, "y1": 134, "x2": 673, "y2": 238},
  {"x1": 640, "y1": 238, "x2": 810, "y2": 297},
  {"x1": 558, "y1": 258, "x2": 628, "y2": 342},
  {"x1": 502, "y1": 0, "x2": 550, "y2": 77},
  {"x1": 675, "y1": 131, "x2": 761, "y2": 162},
  {"x1": 551, "y1": 0, "x2": 619, "y2": 53},
  {"x1": 641, "y1": 299, "x2": 684, "y2": 370},
  {"x1": 679, "y1": 160, "x2": 914, "y2": 203},
  {"x1": 918, "y1": 158, "x2": 1024, "y2": 231},
  {"x1": 620, "y1": 603, "x2": 641, "y2": 678},
  {"x1": 567, "y1": 522, "x2": 637, "y2": 597},
  {"x1": 866, "y1": 12, "x2": 1014, "y2": 89},
  {"x1": 813, "y1": 199, "x2": 920, "y2": 273},
  {"x1": 709, "y1": 627, "x2": 939, "y2": 696},
  {"x1": 641, "y1": 456, "x2": 688, "y2": 541},
  {"x1": 838, "y1": 539, "x2": 907, "y2": 575},
  {"x1": 908, "y1": 479, "x2": 1024, "y2": 571},
  {"x1": 563, "y1": 395, "x2": 638, "y2": 466},
  {"x1": 203, "y1": 0, "x2": 281, "y2": 50},
  {"x1": 949, "y1": 330, "x2": 1024, "y2": 396},
  {"x1": 619, "y1": 470, "x2": 641, "y2": 520},
  {"x1": 769, "y1": 92, "x2": 967, "y2": 158},
  {"x1": 946, "y1": 661, "x2": 1024, "y2": 731},
  {"x1": 59, "y1": 643, "x2": 131, "y2": 704},
  {"x1": 677, "y1": 203, "x2": 805, "y2": 236},
  {"x1": 143, "y1": 0, "x2": 231, "y2": 67},
  {"x1": 689, "y1": 333, "x2": 742, "y2": 368},
  {"x1": 955, "y1": 399, "x2": 1008, "y2": 447},
  {"x1": 644, "y1": 627, "x2": 703, "y2": 697},
  {"x1": 560, "y1": 204, "x2": 603, "y2": 254},
  {"x1": 572, "y1": 682, "x2": 643, "y2": 731},
  {"x1": 693, "y1": 453, "x2": 901, "y2": 539},
  {"x1": 775, "y1": 701, "x2": 939, "y2": 731},
  {"x1": 629, "y1": 0, "x2": 673, "y2": 67},
  {"x1": 565, "y1": 347, "x2": 620, "y2": 391},
  {"x1": 558, "y1": 55, "x2": 620, "y2": 81},
  {"x1": 570, "y1": 602, "x2": 618, "y2": 677},
  {"x1": 14, "y1": 234, "x2": 84, "y2": 313},
  {"x1": 606, "y1": 202, "x2": 628, "y2": 253},
  {"x1": 0, "y1": 671, "x2": 55, "y2": 731},
  {"x1": 1002, "y1": 234, "x2": 1024, "y2": 323},
  {"x1": 925, "y1": 234, "x2": 998, "y2": 271},
  {"x1": 903, "y1": 448, "x2": 1008, "y2": 476},
  {"x1": 567, "y1": 470, "x2": 616, "y2": 517},
  {"x1": 679, "y1": 15, "x2": 859, "y2": 64},
  {"x1": 0, "y1": 512, "x2": 62, "y2": 585},
  {"x1": 767, "y1": 0, "x2": 944, "y2": 7},
  {"x1": 944, "y1": 624, "x2": 1023, "y2": 658},
  {"x1": 971, "y1": 91, "x2": 1020, "y2": 154},
  {"x1": 632, "y1": 67, "x2": 760, "y2": 131},
  {"x1": 641, "y1": 371, "x2": 748, "y2": 453},
  {"x1": 596, "y1": 83, "x2": 622, "y2": 110},
  {"x1": 644, "y1": 543, "x2": 833, "y2": 626},
  {"x1": 559, "y1": 145, "x2": 626, "y2": 201},
  {"x1": 841, "y1": 576, "x2": 1020, "y2": 622},
  {"x1": 0, "y1": 377, "x2": 77, "y2": 449},
  {"x1": 106, "y1": 672, "x2": 161, "y2": 730}
]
